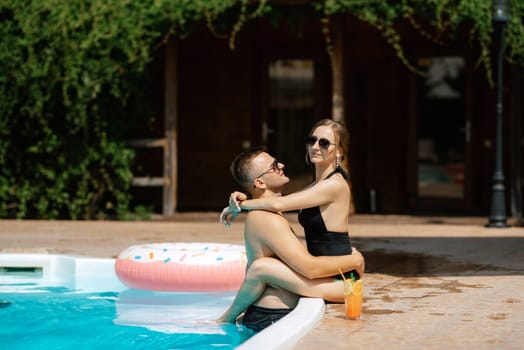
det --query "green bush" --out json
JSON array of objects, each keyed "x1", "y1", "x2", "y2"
[{"x1": 0, "y1": 0, "x2": 256, "y2": 219}]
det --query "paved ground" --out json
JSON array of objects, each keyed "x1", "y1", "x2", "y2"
[{"x1": 1, "y1": 213, "x2": 523, "y2": 349}]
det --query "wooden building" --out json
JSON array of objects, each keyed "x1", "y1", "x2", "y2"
[{"x1": 129, "y1": 11, "x2": 523, "y2": 218}]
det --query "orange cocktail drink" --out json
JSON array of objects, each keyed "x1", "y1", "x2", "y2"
[{"x1": 344, "y1": 279, "x2": 363, "y2": 320}]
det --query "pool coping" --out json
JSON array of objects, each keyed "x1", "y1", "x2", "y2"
[
  {"x1": 0, "y1": 253, "x2": 325, "y2": 349},
  {"x1": 236, "y1": 297, "x2": 325, "y2": 350}
]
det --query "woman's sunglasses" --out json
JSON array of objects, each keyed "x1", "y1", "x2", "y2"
[{"x1": 305, "y1": 135, "x2": 335, "y2": 150}]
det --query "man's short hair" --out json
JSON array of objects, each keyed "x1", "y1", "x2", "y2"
[{"x1": 230, "y1": 147, "x2": 265, "y2": 191}]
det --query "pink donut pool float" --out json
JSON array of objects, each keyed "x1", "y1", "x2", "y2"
[{"x1": 115, "y1": 243, "x2": 247, "y2": 292}]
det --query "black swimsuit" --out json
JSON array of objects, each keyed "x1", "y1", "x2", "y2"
[
  {"x1": 297, "y1": 166, "x2": 360, "y2": 280},
  {"x1": 241, "y1": 305, "x2": 293, "y2": 332}
]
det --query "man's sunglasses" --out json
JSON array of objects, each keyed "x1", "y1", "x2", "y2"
[
  {"x1": 254, "y1": 159, "x2": 280, "y2": 180},
  {"x1": 305, "y1": 135, "x2": 336, "y2": 150}
]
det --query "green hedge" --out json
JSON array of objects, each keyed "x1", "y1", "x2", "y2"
[{"x1": 0, "y1": 0, "x2": 208, "y2": 219}]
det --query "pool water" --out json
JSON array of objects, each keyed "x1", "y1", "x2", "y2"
[{"x1": 0, "y1": 265, "x2": 254, "y2": 349}]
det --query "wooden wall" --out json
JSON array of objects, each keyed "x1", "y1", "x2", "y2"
[{"x1": 134, "y1": 15, "x2": 521, "y2": 216}]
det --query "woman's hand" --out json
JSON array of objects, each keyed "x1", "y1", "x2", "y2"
[
  {"x1": 229, "y1": 191, "x2": 247, "y2": 208},
  {"x1": 220, "y1": 206, "x2": 239, "y2": 227},
  {"x1": 219, "y1": 191, "x2": 248, "y2": 226}
]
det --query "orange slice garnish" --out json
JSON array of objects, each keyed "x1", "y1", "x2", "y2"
[{"x1": 352, "y1": 279, "x2": 363, "y2": 296}]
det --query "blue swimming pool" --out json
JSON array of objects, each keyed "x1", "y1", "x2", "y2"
[
  {"x1": 0, "y1": 255, "x2": 253, "y2": 349},
  {"x1": 0, "y1": 254, "x2": 325, "y2": 350}
]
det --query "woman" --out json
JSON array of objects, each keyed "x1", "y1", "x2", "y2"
[{"x1": 218, "y1": 118, "x2": 361, "y2": 324}]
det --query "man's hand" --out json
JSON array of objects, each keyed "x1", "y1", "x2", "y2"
[
  {"x1": 351, "y1": 248, "x2": 365, "y2": 279},
  {"x1": 219, "y1": 191, "x2": 248, "y2": 227}
]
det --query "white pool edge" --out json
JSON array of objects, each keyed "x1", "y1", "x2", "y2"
[
  {"x1": 0, "y1": 253, "x2": 325, "y2": 349},
  {"x1": 236, "y1": 297, "x2": 325, "y2": 350},
  {"x1": 0, "y1": 253, "x2": 127, "y2": 292}
]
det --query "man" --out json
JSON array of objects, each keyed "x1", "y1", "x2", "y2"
[{"x1": 217, "y1": 147, "x2": 364, "y2": 331}]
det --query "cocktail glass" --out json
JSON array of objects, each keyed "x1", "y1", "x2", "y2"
[{"x1": 344, "y1": 279, "x2": 363, "y2": 320}]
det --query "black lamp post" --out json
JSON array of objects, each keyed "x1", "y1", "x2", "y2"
[{"x1": 487, "y1": 0, "x2": 510, "y2": 228}]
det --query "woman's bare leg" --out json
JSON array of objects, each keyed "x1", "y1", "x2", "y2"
[
  {"x1": 251, "y1": 257, "x2": 345, "y2": 302},
  {"x1": 216, "y1": 257, "x2": 344, "y2": 323}
]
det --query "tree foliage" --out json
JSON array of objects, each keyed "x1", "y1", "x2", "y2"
[
  {"x1": 0, "y1": 0, "x2": 522, "y2": 219},
  {"x1": 316, "y1": 0, "x2": 524, "y2": 83}
]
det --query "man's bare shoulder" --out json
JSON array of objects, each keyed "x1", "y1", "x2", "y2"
[
  {"x1": 245, "y1": 210, "x2": 290, "y2": 231},
  {"x1": 246, "y1": 209, "x2": 286, "y2": 219}
]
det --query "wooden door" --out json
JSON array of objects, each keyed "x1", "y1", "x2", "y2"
[{"x1": 407, "y1": 54, "x2": 473, "y2": 213}]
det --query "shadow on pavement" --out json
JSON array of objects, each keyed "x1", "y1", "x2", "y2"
[{"x1": 354, "y1": 236, "x2": 524, "y2": 277}]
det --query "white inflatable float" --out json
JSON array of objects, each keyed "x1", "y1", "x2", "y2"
[{"x1": 115, "y1": 243, "x2": 247, "y2": 292}]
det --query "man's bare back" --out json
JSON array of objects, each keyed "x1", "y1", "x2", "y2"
[{"x1": 243, "y1": 210, "x2": 299, "y2": 309}]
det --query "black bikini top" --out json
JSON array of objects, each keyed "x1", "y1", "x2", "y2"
[{"x1": 297, "y1": 166, "x2": 352, "y2": 256}]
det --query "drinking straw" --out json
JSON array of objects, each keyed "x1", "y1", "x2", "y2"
[{"x1": 338, "y1": 267, "x2": 347, "y2": 282}]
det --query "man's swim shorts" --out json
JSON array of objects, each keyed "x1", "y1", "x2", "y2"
[{"x1": 241, "y1": 305, "x2": 293, "y2": 332}]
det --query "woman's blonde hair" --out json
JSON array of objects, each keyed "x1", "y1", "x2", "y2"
[{"x1": 305, "y1": 118, "x2": 354, "y2": 214}]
